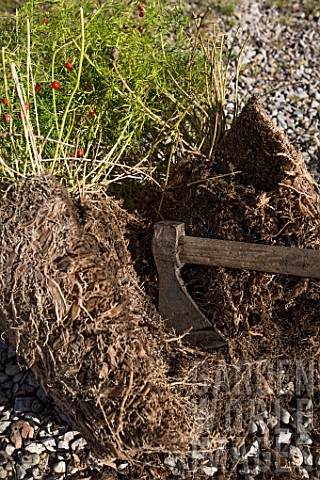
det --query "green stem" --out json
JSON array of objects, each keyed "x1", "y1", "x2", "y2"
[{"x1": 51, "y1": 7, "x2": 85, "y2": 171}]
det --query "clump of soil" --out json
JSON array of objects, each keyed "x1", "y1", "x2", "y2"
[
  {"x1": 133, "y1": 95, "x2": 320, "y2": 363},
  {"x1": 0, "y1": 175, "x2": 194, "y2": 471}
]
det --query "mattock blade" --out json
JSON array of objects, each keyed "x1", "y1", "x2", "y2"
[{"x1": 152, "y1": 221, "x2": 226, "y2": 350}]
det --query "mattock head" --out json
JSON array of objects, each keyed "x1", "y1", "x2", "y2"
[{"x1": 152, "y1": 221, "x2": 226, "y2": 350}]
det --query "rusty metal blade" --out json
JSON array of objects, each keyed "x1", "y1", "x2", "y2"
[{"x1": 152, "y1": 221, "x2": 226, "y2": 350}]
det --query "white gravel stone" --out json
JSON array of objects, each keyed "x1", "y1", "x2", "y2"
[
  {"x1": 202, "y1": 466, "x2": 218, "y2": 476},
  {"x1": 71, "y1": 437, "x2": 87, "y2": 450},
  {"x1": 164, "y1": 455, "x2": 177, "y2": 468},
  {"x1": 0, "y1": 421, "x2": 11, "y2": 434},
  {"x1": 0, "y1": 467, "x2": 7, "y2": 479},
  {"x1": 280, "y1": 407, "x2": 292, "y2": 424},
  {"x1": 25, "y1": 442, "x2": 46, "y2": 454},
  {"x1": 5, "y1": 444, "x2": 15, "y2": 455},
  {"x1": 41, "y1": 437, "x2": 57, "y2": 452},
  {"x1": 282, "y1": 445, "x2": 303, "y2": 466},
  {"x1": 53, "y1": 461, "x2": 66, "y2": 474},
  {"x1": 63, "y1": 430, "x2": 78, "y2": 442},
  {"x1": 58, "y1": 440, "x2": 69, "y2": 450},
  {"x1": 277, "y1": 429, "x2": 292, "y2": 444}
]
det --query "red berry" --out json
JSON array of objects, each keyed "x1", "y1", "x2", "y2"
[
  {"x1": 3, "y1": 114, "x2": 11, "y2": 122},
  {"x1": 77, "y1": 149, "x2": 84, "y2": 158},
  {"x1": 65, "y1": 62, "x2": 73, "y2": 70},
  {"x1": 139, "y1": 11, "x2": 144, "y2": 17},
  {"x1": 24, "y1": 103, "x2": 29, "y2": 111},
  {"x1": 35, "y1": 83, "x2": 41, "y2": 94},
  {"x1": 89, "y1": 110, "x2": 97, "y2": 117},
  {"x1": 138, "y1": 5, "x2": 144, "y2": 10},
  {"x1": 43, "y1": 18, "x2": 49, "y2": 25},
  {"x1": 138, "y1": 25, "x2": 143, "y2": 32},
  {"x1": 2, "y1": 99, "x2": 8, "y2": 105},
  {"x1": 51, "y1": 81, "x2": 60, "y2": 90},
  {"x1": 19, "y1": 112, "x2": 27, "y2": 119}
]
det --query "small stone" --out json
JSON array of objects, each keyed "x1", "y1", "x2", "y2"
[
  {"x1": 282, "y1": 445, "x2": 303, "y2": 466},
  {"x1": 14, "y1": 397, "x2": 33, "y2": 413},
  {"x1": 202, "y1": 466, "x2": 218, "y2": 476},
  {"x1": 13, "y1": 373, "x2": 24, "y2": 383},
  {"x1": 277, "y1": 429, "x2": 292, "y2": 445},
  {"x1": 280, "y1": 407, "x2": 291, "y2": 424},
  {"x1": 53, "y1": 461, "x2": 66, "y2": 474},
  {"x1": 0, "y1": 467, "x2": 7, "y2": 479},
  {"x1": 117, "y1": 462, "x2": 129, "y2": 471},
  {"x1": 0, "y1": 373, "x2": 9, "y2": 383},
  {"x1": 0, "y1": 391, "x2": 8, "y2": 405},
  {"x1": 296, "y1": 433, "x2": 312, "y2": 445},
  {"x1": 7, "y1": 345, "x2": 16, "y2": 360},
  {"x1": 0, "y1": 421, "x2": 11, "y2": 434},
  {"x1": 2, "y1": 380, "x2": 13, "y2": 390},
  {"x1": 31, "y1": 399, "x2": 44, "y2": 414},
  {"x1": 5, "y1": 444, "x2": 15, "y2": 456},
  {"x1": 245, "y1": 440, "x2": 259, "y2": 458},
  {"x1": 36, "y1": 388, "x2": 48, "y2": 403},
  {"x1": 32, "y1": 467, "x2": 42, "y2": 479},
  {"x1": 302, "y1": 448, "x2": 313, "y2": 466},
  {"x1": 41, "y1": 437, "x2": 57, "y2": 452},
  {"x1": 25, "y1": 442, "x2": 46, "y2": 454},
  {"x1": 249, "y1": 420, "x2": 258, "y2": 433},
  {"x1": 19, "y1": 452, "x2": 40, "y2": 466},
  {"x1": 27, "y1": 373, "x2": 39, "y2": 388},
  {"x1": 58, "y1": 440, "x2": 69, "y2": 450},
  {"x1": 256, "y1": 418, "x2": 267, "y2": 434},
  {"x1": 16, "y1": 464, "x2": 27, "y2": 480},
  {"x1": 5, "y1": 364, "x2": 21, "y2": 376},
  {"x1": 297, "y1": 467, "x2": 309, "y2": 478},
  {"x1": 164, "y1": 455, "x2": 176, "y2": 468},
  {"x1": 63, "y1": 431, "x2": 77, "y2": 443},
  {"x1": 70, "y1": 437, "x2": 86, "y2": 450}
]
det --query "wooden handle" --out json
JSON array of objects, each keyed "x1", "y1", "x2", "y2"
[{"x1": 179, "y1": 236, "x2": 320, "y2": 279}]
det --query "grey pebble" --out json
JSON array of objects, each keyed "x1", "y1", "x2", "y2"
[
  {"x1": 36, "y1": 387, "x2": 49, "y2": 402},
  {"x1": 302, "y1": 448, "x2": 313, "y2": 466},
  {"x1": 0, "y1": 373, "x2": 9, "y2": 383},
  {"x1": 5, "y1": 364, "x2": 21, "y2": 377},
  {"x1": 296, "y1": 432, "x2": 313, "y2": 445},
  {"x1": 31, "y1": 399, "x2": 44, "y2": 414},
  {"x1": 27, "y1": 373, "x2": 39, "y2": 388},
  {"x1": 19, "y1": 452, "x2": 40, "y2": 466},
  {"x1": 16, "y1": 464, "x2": 27, "y2": 480},
  {"x1": 7, "y1": 345, "x2": 16, "y2": 360},
  {"x1": 13, "y1": 372, "x2": 24, "y2": 384},
  {"x1": 14, "y1": 397, "x2": 34, "y2": 413}
]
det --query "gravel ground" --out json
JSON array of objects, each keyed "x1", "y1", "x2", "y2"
[{"x1": 0, "y1": 1, "x2": 319, "y2": 479}]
